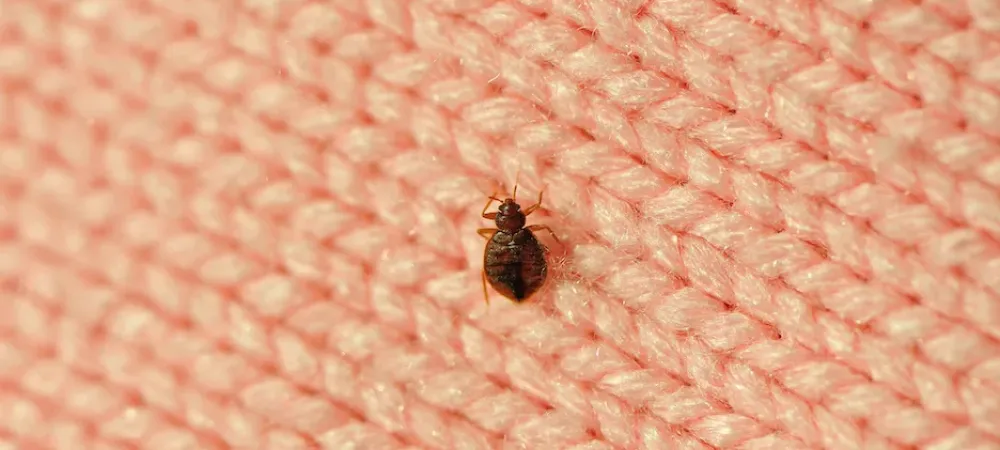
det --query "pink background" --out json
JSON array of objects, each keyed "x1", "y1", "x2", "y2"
[{"x1": 2, "y1": 0, "x2": 1000, "y2": 448}]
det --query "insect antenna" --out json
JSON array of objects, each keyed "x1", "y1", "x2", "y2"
[{"x1": 512, "y1": 169, "x2": 521, "y2": 202}]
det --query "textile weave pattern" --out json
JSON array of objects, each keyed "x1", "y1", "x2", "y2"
[{"x1": 1, "y1": 0, "x2": 1000, "y2": 448}]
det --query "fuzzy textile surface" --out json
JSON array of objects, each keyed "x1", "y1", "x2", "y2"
[{"x1": 2, "y1": 0, "x2": 1000, "y2": 449}]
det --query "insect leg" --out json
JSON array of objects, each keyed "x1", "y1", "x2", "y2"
[
  {"x1": 481, "y1": 192, "x2": 500, "y2": 219},
  {"x1": 527, "y1": 224, "x2": 562, "y2": 246},
  {"x1": 477, "y1": 228, "x2": 497, "y2": 239},
  {"x1": 523, "y1": 189, "x2": 545, "y2": 216},
  {"x1": 481, "y1": 270, "x2": 490, "y2": 306}
]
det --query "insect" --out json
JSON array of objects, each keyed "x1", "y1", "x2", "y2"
[{"x1": 477, "y1": 184, "x2": 560, "y2": 305}]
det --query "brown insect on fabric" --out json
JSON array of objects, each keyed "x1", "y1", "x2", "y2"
[{"x1": 477, "y1": 185, "x2": 560, "y2": 304}]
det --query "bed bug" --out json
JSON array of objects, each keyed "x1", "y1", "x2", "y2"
[{"x1": 477, "y1": 184, "x2": 560, "y2": 305}]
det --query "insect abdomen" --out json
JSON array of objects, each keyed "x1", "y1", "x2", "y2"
[{"x1": 484, "y1": 230, "x2": 548, "y2": 301}]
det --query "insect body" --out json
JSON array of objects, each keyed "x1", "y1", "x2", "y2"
[{"x1": 477, "y1": 186, "x2": 560, "y2": 305}]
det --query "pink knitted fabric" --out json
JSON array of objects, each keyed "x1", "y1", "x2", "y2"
[{"x1": 3, "y1": 0, "x2": 1000, "y2": 448}]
